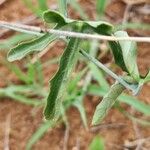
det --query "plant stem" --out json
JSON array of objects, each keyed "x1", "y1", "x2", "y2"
[
  {"x1": 79, "y1": 49, "x2": 138, "y2": 93},
  {"x1": 0, "y1": 21, "x2": 150, "y2": 42}
]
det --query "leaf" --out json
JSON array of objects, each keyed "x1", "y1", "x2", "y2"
[
  {"x1": 92, "y1": 82, "x2": 125, "y2": 125},
  {"x1": 111, "y1": 31, "x2": 140, "y2": 81},
  {"x1": 38, "y1": 0, "x2": 48, "y2": 11},
  {"x1": 26, "y1": 121, "x2": 55, "y2": 150},
  {"x1": 69, "y1": 0, "x2": 89, "y2": 20},
  {"x1": 58, "y1": 0, "x2": 68, "y2": 17},
  {"x1": 96, "y1": 0, "x2": 107, "y2": 17},
  {"x1": 73, "y1": 100, "x2": 88, "y2": 129},
  {"x1": 143, "y1": 70, "x2": 150, "y2": 83},
  {"x1": 88, "y1": 85, "x2": 150, "y2": 116},
  {"x1": 89, "y1": 136, "x2": 105, "y2": 150},
  {"x1": 23, "y1": 0, "x2": 42, "y2": 17},
  {"x1": 89, "y1": 63, "x2": 109, "y2": 90},
  {"x1": 109, "y1": 41, "x2": 128, "y2": 72},
  {"x1": 43, "y1": 10, "x2": 113, "y2": 34},
  {"x1": 7, "y1": 33, "x2": 57, "y2": 62},
  {"x1": 44, "y1": 25, "x2": 83, "y2": 120},
  {"x1": 0, "y1": 33, "x2": 35, "y2": 50}
]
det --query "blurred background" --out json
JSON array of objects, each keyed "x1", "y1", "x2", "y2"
[{"x1": 0, "y1": 0, "x2": 150, "y2": 149}]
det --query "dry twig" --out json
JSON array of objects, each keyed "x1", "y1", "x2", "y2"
[
  {"x1": 3, "y1": 114, "x2": 11, "y2": 150},
  {"x1": 0, "y1": 21, "x2": 150, "y2": 42}
]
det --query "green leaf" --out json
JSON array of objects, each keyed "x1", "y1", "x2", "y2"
[
  {"x1": 43, "y1": 10, "x2": 113, "y2": 34},
  {"x1": 38, "y1": 0, "x2": 48, "y2": 11},
  {"x1": 89, "y1": 63, "x2": 109, "y2": 90},
  {"x1": 26, "y1": 121, "x2": 55, "y2": 150},
  {"x1": 92, "y1": 82, "x2": 125, "y2": 125},
  {"x1": 0, "y1": 33, "x2": 36, "y2": 50},
  {"x1": 113, "y1": 31, "x2": 140, "y2": 81},
  {"x1": 143, "y1": 70, "x2": 150, "y2": 83},
  {"x1": 44, "y1": 25, "x2": 83, "y2": 120},
  {"x1": 23, "y1": 0, "x2": 42, "y2": 17},
  {"x1": 96, "y1": 0, "x2": 107, "y2": 17},
  {"x1": 88, "y1": 85, "x2": 150, "y2": 116},
  {"x1": 73, "y1": 100, "x2": 88, "y2": 129},
  {"x1": 7, "y1": 33, "x2": 57, "y2": 62},
  {"x1": 89, "y1": 136, "x2": 105, "y2": 150},
  {"x1": 109, "y1": 41, "x2": 128, "y2": 72},
  {"x1": 69, "y1": 0, "x2": 89, "y2": 20},
  {"x1": 58, "y1": 0, "x2": 68, "y2": 17}
]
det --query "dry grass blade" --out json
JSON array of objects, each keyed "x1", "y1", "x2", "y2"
[
  {"x1": 0, "y1": 21, "x2": 150, "y2": 42},
  {"x1": 3, "y1": 114, "x2": 11, "y2": 150}
]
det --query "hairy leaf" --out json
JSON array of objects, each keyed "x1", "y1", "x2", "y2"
[
  {"x1": 43, "y1": 10, "x2": 113, "y2": 34},
  {"x1": 92, "y1": 82, "x2": 125, "y2": 125},
  {"x1": 44, "y1": 25, "x2": 83, "y2": 120},
  {"x1": 7, "y1": 34, "x2": 57, "y2": 62},
  {"x1": 111, "y1": 31, "x2": 140, "y2": 81},
  {"x1": 88, "y1": 85, "x2": 150, "y2": 116}
]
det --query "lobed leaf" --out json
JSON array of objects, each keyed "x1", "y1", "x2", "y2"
[
  {"x1": 7, "y1": 33, "x2": 57, "y2": 62},
  {"x1": 44, "y1": 25, "x2": 83, "y2": 120},
  {"x1": 43, "y1": 10, "x2": 113, "y2": 34}
]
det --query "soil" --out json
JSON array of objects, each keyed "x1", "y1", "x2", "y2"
[{"x1": 0, "y1": 0, "x2": 150, "y2": 150}]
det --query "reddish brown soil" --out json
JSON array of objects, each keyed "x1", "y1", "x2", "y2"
[{"x1": 0, "y1": 0, "x2": 150, "y2": 150}]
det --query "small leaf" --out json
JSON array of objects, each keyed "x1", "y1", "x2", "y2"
[
  {"x1": 143, "y1": 70, "x2": 150, "y2": 83},
  {"x1": 7, "y1": 34, "x2": 57, "y2": 62},
  {"x1": 88, "y1": 85, "x2": 150, "y2": 116},
  {"x1": 109, "y1": 41, "x2": 128, "y2": 72},
  {"x1": 69, "y1": 0, "x2": 89, "y2": 20},
  {"x1": 92, "y1": 82, "x2": 125, "y2": 125},
  {"x1": 96, "y1": 0, "x2": 107, "y2": 17},
  {"x1": 58, "y1": 0, "x2": 68, "y2": 17},
  {"x1": 44, "y1": 25, "x2": 83, "y2": 120},
  {"x1": 38, "y1": 0, "x2": 48, "y2": 11},
  {"x1": 89, "y1": 136, "x2": 105, "y2": 150},
  {"x1": 113, "y1": 31, "x2": 140, "y2": 81},
  {"x1": 43, "y1": 10, "x2": 113, "y2": 34}
]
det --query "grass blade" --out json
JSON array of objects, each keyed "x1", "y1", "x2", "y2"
[
  {"x1": 96, "y1": 0, "x2": 107, "y2": 18},
  {"x1": 58, "y1": 0, "x2": 68, "y2": 17},
  {"x1": 89, "y1": 136, "x2": 105, "y2": 150},
  {"x1": 26, "y1": 121, "x2": 55, "y2": 150},
  {"x1": 69, "y1": 0, "x2": 89, "y2": 20},
  {"x1": 38, "y1": 0, "x2": 48, "y2": 11}
]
